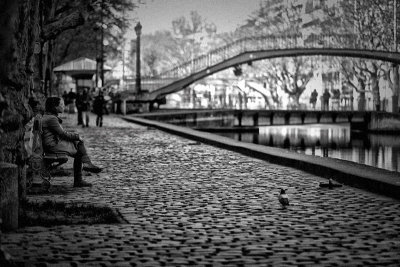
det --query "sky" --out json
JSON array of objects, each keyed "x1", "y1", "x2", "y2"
[{"x1": 126, "y1": 0, "x2": 261, "y2": 39}]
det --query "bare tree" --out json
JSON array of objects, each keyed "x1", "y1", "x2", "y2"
[
  {"x1": 340, "y1": 0, "x2": 396, "y2": 111},
  {"x1": 171, "y1": 11, "x2": 217, "y2": 63},
  {"x1": 236, "y1": 0, "x2": 315, "y2": 108},
  {"x1": 275, "y1": 57, "x2": 313, "y2": 107},
  {"x1": 139, "y1": 31, "x2": 182, "y2": 77},
  {"x1": 143, "y1": 49, "x2": 159, "y2": 77}
]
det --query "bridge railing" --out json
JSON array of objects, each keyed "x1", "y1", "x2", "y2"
[
  {"x1": 138, "y1": 33, "x2": 380, "y2": 93},
  {"x1": 157, "y1": 33, "x2": 357, "y2": 81},
  {"x1": 140, "y1": 77, "x2": 180, "y2": 91}
]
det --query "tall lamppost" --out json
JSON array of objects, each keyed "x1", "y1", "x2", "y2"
[
  {"x1": 122, "y1": 48, "x2": 125, "y2": 91},
  {"x1": 395, "y1": 0, "x2": 397, "y2": 53},
  {"x1": 394, "y1": 0, "x2": 399, "y2": 113},
  {"x1": 100, "y1": 24, "x2": 104, "y2": 87},
  {"x1": 134, "y1": 22, "x2": 142, "y2": 94},
  {"x1": 100, "y1": 0, "x2": 105, "y2": 88},
  {"x1": 95, "y1": 25, "x2": 99, "y2": 88}
]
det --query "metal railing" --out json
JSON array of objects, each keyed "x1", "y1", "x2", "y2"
[{"x1": 158, "y1": 33, "x2": 357, "y2": 80}]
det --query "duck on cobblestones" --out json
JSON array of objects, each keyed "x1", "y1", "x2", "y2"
[
  {"x1": 278, "y1": 188, "x2": 289, "y2": 208},
  {"x1": 319, "y1": 178, "x2": 342, "y2": 189}
]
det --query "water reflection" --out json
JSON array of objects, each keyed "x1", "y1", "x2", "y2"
[{"x1": 214, "y1": 123, "x2": 400, "y2": 172}]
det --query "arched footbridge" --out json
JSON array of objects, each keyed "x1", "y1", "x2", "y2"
[{"x1": 121, "y1": 34, "x2": 400, "y2": 104}]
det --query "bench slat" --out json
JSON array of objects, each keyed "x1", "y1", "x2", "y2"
[{"x1": 43, "y1": 152, "x2": 68, "y2": 164}]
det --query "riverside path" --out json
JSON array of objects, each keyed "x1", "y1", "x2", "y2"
[{"x1": 2, "y1": 113, "x2": 400, "y2": 266}]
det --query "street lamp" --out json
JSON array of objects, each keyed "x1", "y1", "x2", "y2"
[
  {"x1": 395, "y1": 0, "x2": 397, "y2": 52},
  {"x1": 394, "y1": 0, "x2": 399, "y2": 113},
  {"x1": 134, "y1": 22, "x2": 142, "y2": 94},
  {"x1": 100, "y1": 0, "x2": 105, "y2": 88}
]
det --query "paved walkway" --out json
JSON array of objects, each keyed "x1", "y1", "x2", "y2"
[{"x1": 2, "y1": 113, "x2": 400, "y2": 266}]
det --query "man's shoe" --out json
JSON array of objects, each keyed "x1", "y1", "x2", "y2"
[
  {"x1": 83, "y1": 163, "x2": 102, "y2": 173},
  {"x1": 74, "y1": 180, "x2": 93, "y2": 187}
]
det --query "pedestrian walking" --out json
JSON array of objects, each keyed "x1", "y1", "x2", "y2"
[
  {"x1": 75, "y1": 90, "x2": 84, "y2": 126},
  {"x1": 93, "y1": 90, "x2": 106, "y2": 127},
  {"x1": 81, "y1": 88, "x2": 92, "y2": 127},
  {"x1": 310, "y1": 89, "x2": 318, "y2": 109},
  {"x1": 66, "y1": 88, "x2": 76, "y2": 113},
  {"x1": 332, "y1": 89, "x2": 340, "y2": 110},
  {"x1": 62, "y1": 91, "x2": 68, "y2": 110},
  {"x1": 42, "y1": 97, "x2": 102, "y2": 187},
  {"x1": 322, "y1": 89, "x2": 331, "y2": 111}
]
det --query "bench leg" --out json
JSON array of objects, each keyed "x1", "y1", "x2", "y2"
[
  {"x1": 73, "y1": 157, "x2": 83, "y2": 185},
  {"x1": 27, "y1": 157, "x2": 51, "y2": 192},
  {"x1": 40, "y1": 167, "x2": 52, "y2": 192}
]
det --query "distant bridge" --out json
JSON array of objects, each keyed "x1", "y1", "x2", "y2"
[{"x1": 122, "y1": 34, "x2": 400, "y2": 104}]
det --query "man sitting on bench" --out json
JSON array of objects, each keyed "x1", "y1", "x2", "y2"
[{"x1": 42, "y1": 97, "x2": 102, "y2": 187}]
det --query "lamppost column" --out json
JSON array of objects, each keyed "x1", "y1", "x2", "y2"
[
  {"x1": 101, "y1": 23, "x2": 104, "y2": 87},
  {"x1": 100, "y1": 0, "x2": 105, "y2": 88},
  {"x1": 395, "y1": 0, "x2": 397, "y2": 52},
  {"x1": 122, "y1": 49, "x2": 125, "y2": 90},
  {"x1": 135, "y1": 22, "x2": 142, "y2": 94},
  {"x1": 394, "y1": 0, "x2": 399, "y2": 113}
]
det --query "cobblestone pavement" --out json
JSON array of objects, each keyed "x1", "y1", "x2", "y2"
[{"x1": 2, "y1": 113, "x2": 400, "y2": 266}]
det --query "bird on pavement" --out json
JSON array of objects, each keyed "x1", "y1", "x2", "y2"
[
  {"x1": 278, "y1": 189, "x2": 289, "y2": 208},
  {"x1": 319, "y1": 178, "x2": 342, "y2": 189}
]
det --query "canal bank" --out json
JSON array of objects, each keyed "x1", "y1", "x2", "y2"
[
  {"x1": 214, "y1": 123, "x2": 400, "y2": 172},
  {"x1": 123, "y1": 115, "x2": 400, "y2": 200},
  {"x1": 134, "y1": 109, "x2": 400, "y2": 132}
]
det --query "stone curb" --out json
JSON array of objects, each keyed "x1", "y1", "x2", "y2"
[{"x1": 123, "y1": 116, "x2": 400, "y2": 200}]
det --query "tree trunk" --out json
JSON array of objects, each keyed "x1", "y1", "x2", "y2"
[
  {"x1": 292, "y1": 94, "x2": 301, "y2": 108},
  {"x1": 393, "y1": 64, "x2": 399, "y2": 113},
  {"x1": 358, "y1": 92, "x2": 366, "y2": 111},
  {"x1": 370, "y1": 73, "x2": 380, "y2": 111},
  {"x1": 0, "y1": 163, "x2": 18, "y2": 231},
  {"x1": 0, "y1": 0, "x2": 41, "y2": 235}
]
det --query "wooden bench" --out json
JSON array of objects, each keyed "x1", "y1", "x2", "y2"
[{"x1": 27, "y1": 114, "x2": 69, "y2": 191}]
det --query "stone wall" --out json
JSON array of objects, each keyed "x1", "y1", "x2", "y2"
[{"x1": 369, "y1": 112, "x2": 400, "y2": 132}]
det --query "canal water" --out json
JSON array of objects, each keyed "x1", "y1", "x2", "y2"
[{"x1": 212, "y1": 123, "x2": 400, "y2": 173}]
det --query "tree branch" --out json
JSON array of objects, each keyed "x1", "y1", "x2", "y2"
[
  {"x1": 42, "y1": 10, "x2": 85, "y2": 41},
  {"x1": 54, "y1": 2, "x2": 73, "y2": 18}
]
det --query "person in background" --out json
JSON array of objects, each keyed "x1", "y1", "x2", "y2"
[
  {"x1": 75, "y1": 90, "x2": 84, "y2": 126},
  {"x1": 103, "y1": 89, "x2": 110, "y2": 115},
  {"x1": 81, "y1": 88, "x2": 92, "y2": 127},
  {"x1": 62, "y1": 91, "x2": 69, "y2": 111},
  {"x1": 93, "y1": 90, "x2": 106, "y2": 127},
  {"x1": 66, "y1": 88, "x2": 76, "y2": 113},
  {"x1": 322, "y1": 89, "x2": 331, "y2": 111},
  {"x1": 42, "y1": 97, "x2": 102, "y2": 187},
  {"x1": 310, "y1": 89, "x2": 318, "y2": 110}
]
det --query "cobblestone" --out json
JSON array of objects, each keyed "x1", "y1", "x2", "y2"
[{"x1": 2, "y1": 113, "x2": 400, "y2": 266}]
